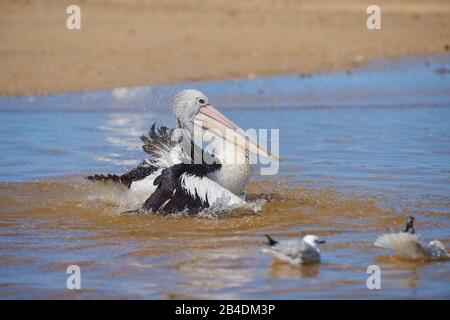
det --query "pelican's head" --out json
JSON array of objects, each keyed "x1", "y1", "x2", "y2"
[
  {"x1": 172, "y1": 89, "x2": 279, "y2": 161},
  {"x1": 173, "y1": 89, "x2": 210, "y2": 133},
  {"x1": 303, "y1": 235, "x2": 326, "y2": 248}
]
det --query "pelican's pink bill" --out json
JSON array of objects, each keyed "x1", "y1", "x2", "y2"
[{"x1": 194, "y1": 105, "x2": 280, "y2": 161}]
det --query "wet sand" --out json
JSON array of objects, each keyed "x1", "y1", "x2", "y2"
[{"x1": 1, "y1": 0, "x2": 450, "y2": 96}]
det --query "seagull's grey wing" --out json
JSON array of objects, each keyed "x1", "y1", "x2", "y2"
[
  {"x1": 275, "y1": 240, "x2": 307, "y2": 257},
  {"x1": 290, "y1": 240, "x2": 321, "y2": 264},
  {"x1": 263, "y1": 240, "x2": 320, "y2": 265},
  {"x1": 374, "y1": 233, "x2": 428, "y2": 259}
]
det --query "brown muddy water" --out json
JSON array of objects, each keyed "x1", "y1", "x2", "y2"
[{"x1": 1, "y1": 56, "x2": 450, "y2": 299}]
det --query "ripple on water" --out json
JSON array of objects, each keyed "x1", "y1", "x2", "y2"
[{"x1": 0, "y1": 56, "x2": 450, "y2": 298}]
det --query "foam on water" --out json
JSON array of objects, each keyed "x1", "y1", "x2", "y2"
[{"x1": 85, "y1": 178, "x2": 266, "y2": 217}]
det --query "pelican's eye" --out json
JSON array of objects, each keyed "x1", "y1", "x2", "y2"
[{"x1": 198, "y1": 99, "x2": 205, "y2": 104}]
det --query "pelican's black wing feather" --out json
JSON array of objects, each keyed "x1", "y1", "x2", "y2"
[
  {"x1": 141, "y1": 124, "x2": 175, "y2": 159},
  {"x1": 141, "y1": 163, "x2": 221, "y2": 214},
  {"x1": 87, "y1": 161, "x2": 157, "y2": 188},
  {"x1": 87, "y1": 123, "x2": 173, "y2": 187}
]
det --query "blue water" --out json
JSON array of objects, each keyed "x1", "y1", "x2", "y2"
[
  {"x1": 0, "y1": 55, "x2": 449, "y2": 299},
  {"x1": 1, "y1": 56, "x2": 449, "y2": 208}
]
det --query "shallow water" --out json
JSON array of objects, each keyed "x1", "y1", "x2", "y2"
[{"x1": 1, "y1": 56, "x2": 450, "y2": 299}]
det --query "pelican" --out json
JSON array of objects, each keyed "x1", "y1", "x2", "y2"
[{"x1": 88, "y1": 89, "x2": 279, "y2": 214}]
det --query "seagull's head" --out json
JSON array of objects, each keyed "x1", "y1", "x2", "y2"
[
  {"x1": 303, "y1": 235, "x2": 326, "y2": 248},
  {"x1": 172, "y1": 89, "x2": 279, "y2": 161}
]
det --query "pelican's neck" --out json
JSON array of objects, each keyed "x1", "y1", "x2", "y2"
[
  {"x1": 203, "y1": 132, "x2": 252, "y2": 196},
  {"x1": 209, "y1": 134, "x2": 248, "y2": 165}
]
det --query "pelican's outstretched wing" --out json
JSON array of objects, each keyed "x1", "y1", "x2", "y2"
[
  {"x1": 87, "y1": 161, "x2": 157, "y2": 188},
  {"x1": 141, "y1": 124, "x2": 177, "y2": 168},
  {"x1": 87, "y1": 124, "x2": 175, "y2": 187},
  {"x1": 141, "y1": 163, "x2": 243, "y2": 214},
  {"x1": 141, "y1": 123, "x2": 217, "y2": 168}
]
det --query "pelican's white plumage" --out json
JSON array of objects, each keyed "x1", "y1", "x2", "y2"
[
  {"x1": 261, "y1": 235, "x2": 325, "y2": 265},
  {"x1": 179, "y1": 173, "x2": 244, "y2": 207}
]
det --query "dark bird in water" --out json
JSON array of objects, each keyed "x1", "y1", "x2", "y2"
[{"x1": 88, "y1": 89, "x2": 279, "y2": 214}]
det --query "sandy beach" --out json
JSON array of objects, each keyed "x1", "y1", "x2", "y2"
[{"x1": 0, "y1": 0, "x2": 449, "y2": 96}]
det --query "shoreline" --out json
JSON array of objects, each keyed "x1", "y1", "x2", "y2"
[
  {"x1": 1, "y1": 0, "x2": 450, "y2": 97},
  {"x1": 2, "y1": 55, "x2": 447, "y2": 113},
  {"x1": 0, "y1": 53, "x2": 446, "y2": 100},
  {"x1": 1, "y1": 54, "x2": 448, "y2": 102}
]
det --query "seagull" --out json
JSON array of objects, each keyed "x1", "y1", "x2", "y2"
[
  {"x1": 374, "y1": 216, "x2": 449, "y2": 261},
  {"x1": 261, "y1": 234, "x2": 326, "y2": 265},
  {"x1": 87, "y1": 89, "x2": 279, "y2": 214}
]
